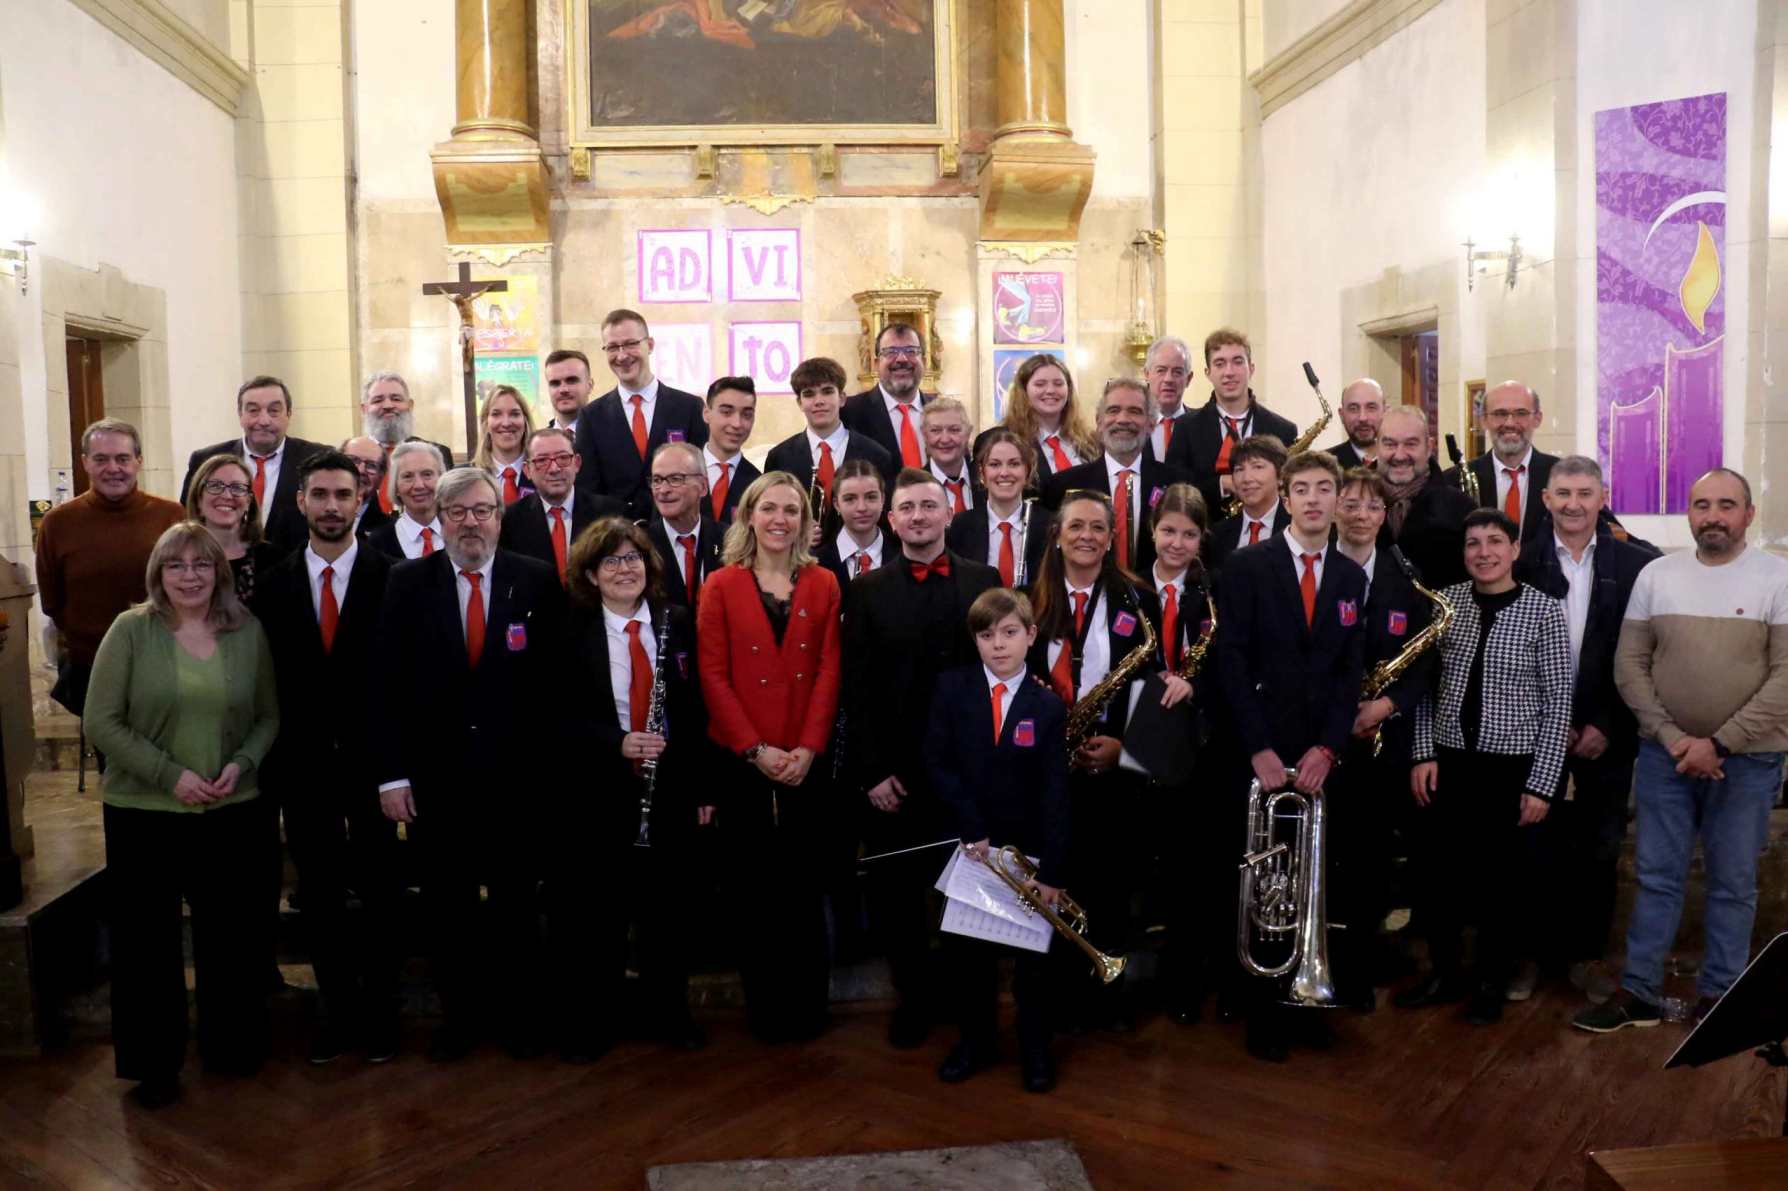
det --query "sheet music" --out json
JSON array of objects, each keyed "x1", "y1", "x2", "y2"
[{"x1": 934, "y1": 849, "x2": 1054, "y2": 953}]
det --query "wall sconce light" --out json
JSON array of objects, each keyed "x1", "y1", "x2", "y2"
[
  {"x1": 0, "y1": 238, "x2": 33, "y2": 296},
  {"x1": 1124, "y1": 228, "x2": 1164, "y2": 367},
  {"x1": 1464, "y1": 234, "x2": 1522, "y2": 291}
]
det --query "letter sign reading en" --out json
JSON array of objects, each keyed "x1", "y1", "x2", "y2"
[
  {"x1": 729, "y1": 322, "x2": 802, "y2": 395},
  {"x1": 650, "y1": 324, "x2": 714, "y2": 396},
  {"x1": 728, "y1": 228, "x2": 802, "y2": 302},
  {"x1": 637, "y1": 229, "x2": 712, "y2": 304}
]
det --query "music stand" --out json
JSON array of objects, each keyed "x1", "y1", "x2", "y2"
[{"x1": 1665, "y1": 931, "x2": 1788, "y2": 1136}]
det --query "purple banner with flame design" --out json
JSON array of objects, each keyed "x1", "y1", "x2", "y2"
[{"x1": 1595, "y1": 92, "x2": 1725, "y2": 515}]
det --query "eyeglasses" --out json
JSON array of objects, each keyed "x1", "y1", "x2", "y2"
[
  {"x1": 599, "y1": 552, "x2": 645, "y2": 572},
  {"x1": 164, "y1": 560, "x2": 216, "y2": 575},
  {"x1": 442, "y1": 504, "x2": 499, "y2": 523},
  {"x1": 603, "y1": 338, "x2": 647, "y2": 355},
  {"x1": 349, "y1": 459, "x2": 385, "y2": 475},
  {"x1": 878, "y1": 345, "x2": 923, "y2": 359},
  {"x1": 202, "y1": 481, "x2": 252, "y2": 497},
  {"x1": 649, "y1": 473, "x2": 702, "y2": 489},
  {"x1": 530, "y1": 452, "x2": 577, "y2": 471},
  {"x1": 1484, "y1": 408, "x2": 1535, "y2": 422}
]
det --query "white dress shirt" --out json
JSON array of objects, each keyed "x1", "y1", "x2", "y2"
[
  {"x1": 987, "y1": 504, "x2": 1026, "y2": 573},
  {"x1": 454, "y1": 555, "x2": 495, "y2": 635},
  {"x1": 619, "y1": 377, "x2": 662, "y2": 439},
  {"x1": 603, "y1": 600, "x2": 654, "y2": 732},
  {"x1": 1239, "y1": 501, "x2": 1281, "y2": 548},
  {"x1": 1036, "y1": 426, "x2": 1083, "y2": 470},
  {"x1": 304, "y1": 540, "x2": 358, "y2": 621},
  {"x1": 541, "y1": 487, "x2": 575, "y2": 533},
  {"x1": 1149, "y1": 408, "x2": 1188, "y2": 461},
  {"x1": 930, "y1": 459, "x2": 975, "y2": 511},
  {"x1": 395, "y1": 512, "x2": 445, "y2": 559},
  {"x1": 835, "y1": 528, "x2": 884, "y2": 575},
  {"x1": 242, "y1": 437, "x2": 287, "y2": 502},
  {"x1": 1048, "y1": 582, "x2": 1110, "y2": 696},
  {"x1": 806, "y1": 423, "x2": 851, "y2": 470},
  {"x1": 1555, "y1": 533, "x2": 1597, "y2": 667},
  {"x1": 704, "y1": 443, "x2": 741, "y2": 498},
  {"x1": 882, "y1": 387, "x2": 926, "y2": 464},
  {"x1": 489, "y1": 455, "x2": 526, "y2": 498},
  {"x1": 1493, "y1": 445, "x2": 1535, "y2": 515}
]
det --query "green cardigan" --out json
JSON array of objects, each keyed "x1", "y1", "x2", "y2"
[{"x1": 84, "y1": 606, "x2": 280, "y2": 813}]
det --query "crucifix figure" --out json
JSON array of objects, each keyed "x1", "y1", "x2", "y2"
[{"x1": 422, "y1": 262, "x2": 508, "y2": 455}]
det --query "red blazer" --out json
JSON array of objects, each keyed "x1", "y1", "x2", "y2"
[{"x1": 698, "y1": 563, "x2": 842, "y2": 755}]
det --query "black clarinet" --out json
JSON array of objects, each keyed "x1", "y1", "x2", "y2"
[{"x1": 634, "y1": 606, "x2": 671, "y2": 847}]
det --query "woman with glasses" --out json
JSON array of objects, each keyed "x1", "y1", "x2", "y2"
[
  {"x1": 84, "y1": 522, "x2": 280, "y2": 1109},
  {"x1": 696, "y1": 472, "x2": 843, "y2": 1043},
  {"x1": 473, "y1": 383, "x2": 535, "y2": 505},
  {"x1": 556, "y1": 518, "x2": 714, "y2": 1059},
  {"x1": 185, "y1": 453, "x2": 285, "y2": 609},
  {"x1": 972, "y1": 354, "x2": 1098, "y2": 488}
]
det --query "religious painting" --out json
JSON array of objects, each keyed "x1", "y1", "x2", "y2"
[
  {"x1": 992, "y1": 272, "x2": 1065, "y2": 346},
  {"x1": 1595, "y1": 91, "x2": 1725, "y2": 515},
  {"x1": 569, "y1": 0, "x2": 958, "y2": 148}
]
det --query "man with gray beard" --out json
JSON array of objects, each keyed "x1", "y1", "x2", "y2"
[
  {"x1": 361, "y1": 371, "x2": 457, "y2": 513},
  {"x1": 375, "y1": 468, "x2": 567, "y2": 1062}
]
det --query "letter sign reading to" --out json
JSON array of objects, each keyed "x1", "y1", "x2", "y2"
[
  {"x1": 728, "y1": 229, "x2": 802, "y2": 302},
  {"x1": 729, "y1": 322, "x2": 802, "y2": 395},
  {"x1": 637, "y1": 229, "x2": 713, "y2": 304},
  {"x1": 650, "y1": 324, "x2": 714, "y2": 396}
]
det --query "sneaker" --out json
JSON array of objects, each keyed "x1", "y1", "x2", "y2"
[
  {"x1": 1504, "y1": 960, "x2": 1539, "y2": 1003},
  {"x1": 1568, "y1": 960, "x2": 1618, "y2": 1004},
  {"x1": 308, "y1": 1025, "x2": 347, "y2": 1066},
  {"x1": 1571, "y1": 989, "x2": 1661, "y2": 1033}
]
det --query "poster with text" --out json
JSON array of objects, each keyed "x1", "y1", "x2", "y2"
[
  {"x1": 473, "y1": 276, "x2": 539, "y2": 355},
  {"x1": 474, "y1": 355, "x2": 544, "y2": 425},
  {"x1": 992, "y1": 272, "x2": 1065, "y2": 345},
  {"x1": 1595, "y1": 91, "x2": 1725, "y2": 515}
]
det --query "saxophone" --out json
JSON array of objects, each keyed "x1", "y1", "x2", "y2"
[
  {"x1": 634, "y1": 606, "x2": 671, "y2": 847},
  {"x1": 1445, "y1": 433, "x2": 1483, "y2": 505},
  {"x1": 1175, "y1": 574, "x2": 1217, "y2": 680},
  {"x1": 1064, "y1": 585, "x2": 1159, "y2": 764},
  {"x1": 1223, "y1": 361, "x2": 1333, "y2": 518},
  {"x1": 1359, "y1": 547, "x2": 1453, "y2": 756}
]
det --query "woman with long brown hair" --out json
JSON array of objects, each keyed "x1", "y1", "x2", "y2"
[{"x1": 975, "y1": 354, "x2": 1098, "y2": 486}]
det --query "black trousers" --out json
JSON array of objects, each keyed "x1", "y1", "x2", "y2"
[
  {"x1": 945, "y1": 930, "x2": 1061, "y2": 1057},
  {"x1": 1157, "y1": 771, "x2": 1230, "y2": 1001},
  {"x1": 861, "y1": 795, "x2": 946, "y2": 1017},
  {"x1": 1328, "y1": 739, "x2": 1403, "y2": 992},
  {"x1": 1549, "y1": 749, "x2": 1635, "y2": 963},
  {"x1": 283, "y1": 781, "x2": 401, "y2": 1032},
  {"x1": 1064, "y1": 768, "x2": 1146, "y2": 1012},
  {"x1": 104, "y1": 800, "x2": 275, "y2": 1082},
  {"x1": 727, "y1": 764, "x2": 830, "y2": 1038},
  {"x1": 1419, "y1": 746, "x2": 1549, "y2": 987}
]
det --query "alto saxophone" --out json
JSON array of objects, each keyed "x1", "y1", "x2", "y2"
[
  {"x1": 1176, "y1": 574, "x2": 1217, "y2": 680},
  {"x1": 634, "y1": 606, "x2": 672, "y2": 847},
  {"x1": 1359, "y1": 548, "x2": 1453, "y2": 756},
  {"x1": 1223, "y1": 360, "x2": 1333, "y2": 518},
  {"x1": 1064, "y1": 585, "x2": 1158, "y2": 764}
]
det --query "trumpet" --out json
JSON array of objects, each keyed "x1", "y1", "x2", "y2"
[
  {"x1": 1237, "y1": 767, "x2": 1338, "y2": 1008},
  {"x1": 980, "y1": 845, "x2": 1125, "y2": 984},
  {"x1": 1222, "y1": 360, "x2": 1333, "y2": 518}
]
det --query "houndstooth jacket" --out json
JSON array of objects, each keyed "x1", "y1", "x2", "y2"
[{"x1": 1413, "y1": 581, "x2": 1574, "y2": 798}]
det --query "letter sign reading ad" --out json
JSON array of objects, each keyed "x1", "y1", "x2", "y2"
[
  {"x1": 637, "y1": 229, "x2": 712, "y2": 304},
  {"x1": 728, "y1": 229, "x2": 802, "y2": 302},
  {"x1": 729, "y1": 322, "x2": 801, "y2": 394}
]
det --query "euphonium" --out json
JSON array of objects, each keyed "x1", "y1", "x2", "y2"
[
  {"x1": 1223, "y1": 360, "x2": 1333, "y2": 518},
  {"x1": 1359, "y1": 547, "x2": 1453, "y2": 756},
  {"x1": 1063, "y1": 588, "x2": 1158, "y2": 759},
  {"x1": 980, "y1": 846, "x2": 1126, "y2": 984},
  {"x1": 1237, "y1": 767, "x2": 1338, "y2": 1008}
]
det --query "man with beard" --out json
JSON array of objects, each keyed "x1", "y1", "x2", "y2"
[
  {"x1": 258, "y1": 451, "x2": 401, "y2": 1063},
  {"x1": 1324, "y1": 378, "x2": 1387, "y2": 471},
  {"x1": 574, "y1": 309, "x2": 709, "y2": 519},
  {"x1": 543, "y1": 349, "x2": 595, "y2": 440},
  {"x1": 1043, "y1": 378, "x2": 1189, "y2": 578},
  {"x1": 1142, "y1": 334, "x2": 1195, "y2": 467},
  {"x1": 497, "y1": 426, "x2": 623, "y2": 582},
  {"x1": 1375, "y1": 406, "x2": 1474, "y2": 588},
  {"x1": 376, "y1": 468, "x2": 567, "y2": 1061},
  {"x1": 360, "y1": 371, "x2": 456, "y2": 509},
  {"x1": 181, "y1": 375, "x2": 325, "y2": 553},
  {"x1": 340, "y1": 436, "x2": 391, "y2": 538},
  {"x1": 1574, "y1": 469, "x2": 1786, "y2": 1034},
  {"x1": 842, "y1": 322, "x2": 934, "y2": 470},
  {"x1": 843, "y1": 469, "x2": 1000, "y2": 1049},
  {"x1": 1178, "y1": 329, "x2": 1298, "y2": 518},
  {"x1": 1448, "y1": 380, "x2": 1557, "y2": 543}
]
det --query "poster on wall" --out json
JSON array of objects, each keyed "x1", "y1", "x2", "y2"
[
  {"x1": 992, "y1": 272, "x2": 1065, "y2": 345},
  {"x1": 1595, "y1": 91, "x2": 1725, "y2": 515},
  {"x1": 474, "y1": 355, "x2": 543, "y2": 424},
  {"x1": 473, "y1": 276, "x2": 539, "y2": 354},
  {"x1": 992, "y1": 349, "x2": 1065, "y2": 422}
]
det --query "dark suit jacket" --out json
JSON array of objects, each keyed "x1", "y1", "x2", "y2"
[
  {"x1": 374, "y1": 549, "x2": 568, "y2": 812},
  {"x1": 355, "y1": 502, "x2": 393, "y2": 541},
  {"x1": 496, "y1": 488, "x2": 625, "y2": 573},
  {"x1": 645, "y1": 515, "x2": 726, "y2": 611},
  {"x1": 925, "y1": 668, "x2": 1070, "y2": 886},
  {"x1": 814, "y1": 531, "x2": 892, "y2": 594},
  {"x1": 946, "y1": 502, "x2": 1051, "y2": 589},
  {"x1": 1215, "y1": 540, "x2": 1368, "y2": 762},
  {"x1": 1324, "y1": 440, "x2": 1370, "y2": 472},
  {"x1": 1042, "y1": 455, "x2": 1190, "y2": 580},
  {"x1": 763, "y1": 430, "x2": 898, "y2": 492},
  {"x1": 181, "y1": 436, "x2": 327, "y2": 555},
  {"x1": 1180, "y1": 394, "x2": 1299, "y2": 515},
  {"x1": 1359, "y1": 549, "x2": 1439, "y2": 725},
  {"x1": 696, "y1": 564, "x2": 842, "y2": 755},
  {"x1": 573, "y1": 384, "x2": 709, "y2": 519},
  {"x1": 1206, "y1": 503, "x2": 1292, "y2": 575},
  {"x1": 1380, "y1": 479, "x2": 1476, "y2": 589},
  {"x1": 708, "y1": 454, "x2": 761, "y2": 525},
  {"x1": 1025, "y1": 577, "x2": 1164, "y2": 740},
  {"x1": 1446, "y1": 448, "x2": 1558, "y2": 542},
  {"x1": 841, "y1": 388, "x2": 935, "y2": 466}
]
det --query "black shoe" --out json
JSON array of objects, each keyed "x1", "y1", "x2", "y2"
[
  {"x1": 938, "y1": 1041, "x2": 994, "y2": 1084},
  {"x1": 1393, "y1": 973, "x2": 1470, "y2": 1010},
  {"x1": 888, "y1": 1006, "x2": 931, "y2": 1050},
  {"x1": 309, "y1": 1024, "x2": 347, "y2": 1066},
  {"x1": 128, "y1": 1078, "x2": 181, "y2": 1110},
  {"x1": 1571, "y1": 989, "x2": 1662, "y2": 1033},
  {"x1": 1464, "y1": 986, "x2": 1504, "y2": 1025},
  {"x1": 561, "y1": 1034, "x2": 614, "y2": 1065},
  {"x1": 363, "y1": 1021, "x2": 400, "y2": 1065},
  {"x1": 1020, "y1": 1050, "x2": 1056, "y2": 1093},
  {"x1": 658, "y1": 1016, "x2": 708, "y2": 1052},
  {"x1": 427, "y1": 1025, "x2": 476, "y2": 1063}
]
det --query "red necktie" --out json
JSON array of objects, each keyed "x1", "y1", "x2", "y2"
[
  {"x1": 678, "y1": 533, "x2": 698, "y2": 603},
  {"x1": 710, "y1": 460, "x2": 730, "y2": 520},
  {"x1": 625, "y1": 620, "x2": 652, "y2": 732},
  {"x1": 896, "y1": 403, "x2": 922, "y2": 469},
  {"x1": 909, "y1": 553, "x2": 952, "y2": 583},
  {"x1": 549, "y1": 507, "x2": 568, "y2": 582},
  {"x1": 377, "y1": 445, "x2": 394, "y2": 513},
  {"x1": 1049, "y1": 590, "x2": 1089, "y2": 702},
  {"x1": 462, "y1": 571, "x2": 485, "y2": 668},
  {"x1": 251, "y1": 454, "x2": 271, "y2": 507},
  {"x1": 1045, "y1": 434, "x2": 1071, "y2": 473},
  {"x1": 997, "y1": 522, "x2": 1016, "y2": 587},
  {"x1": 856, "y1": 551, "x2": 871, "y2": 576},
  {"x1": 816, "y1": 441, "x2": 835, "y2": 500},
  {"x1": 318, "y1": 565, "x2": 339, "y2": 654},
  {"x1": 1215, "y1": 416, "x2": 1244, "y2": 473},
  {"x1": 420, "y1": 526, "x2": 436, "y2": 556},
  {"x1": 1503, "y1": 465, "x2": 1524, "y2": 523},
  {"x1": 1300, "y1": 553, "x2": 1319, "y2": 628},
  {"x1": 502, "y1": 466, "x2": 520, "y2": 505},
  {"x1": 1161, "y1": 416, "x2": 1174, "y2": 454},
  {"x1": 1113, "y1": 470, "x2": 1134, "y2": 570},
  {"x1": 1161, "y1": 582, "x2": 1179, "y2": 671},
  {"x1": 991, "y1": 682, "x2": 1007, "y2": 745},
  {"x1": 1248, "y1": 521, "x2": 1263, "y2": 546},
  {"x1": 946, "y1": 479, "x2": 966, "y2": 515},
  {"x1": 630, "y1": 395, "x2": 649, "y2": 460}
]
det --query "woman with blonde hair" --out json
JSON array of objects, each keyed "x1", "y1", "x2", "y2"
[
  {"x1": 85, "y1": 522, "x2": 280, "y2": 1108},
  {"x1": 974, "y1": 354, "x2": 1098, "y2": 486},
  {"x1": 472, "y1": 383, "x2": 535, "y2": 504},
  {"x1": 184, "y1": 453, "x2": 283, "y2": 609},
  {"x1": 697, "y1": 472, "x2": 842, "y2": 1043}
]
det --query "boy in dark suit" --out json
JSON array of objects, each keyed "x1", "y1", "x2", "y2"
[
  {"x1": 700, "y1": 376, "x2": 761, "y2": 525},
  {"x1": 765, "y1": 358, "x2": 898, "y2": 543},
  {"x1": 925, "y1": 588, "x2": 1070, "y2": 1093}
]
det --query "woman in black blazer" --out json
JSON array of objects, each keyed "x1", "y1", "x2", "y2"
[
  {"x1": 557, "y1": 516, "x2": 714, "y2": 1060},
  {"x1": 947, "y1": 429, "x2": 1051, "y2": 590},
  {"x1": 970, "y1": 354, "x2": 1099, "y2": 489}
]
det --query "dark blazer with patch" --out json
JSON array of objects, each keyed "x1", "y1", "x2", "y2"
[
  {"x1": 1358, "y1": 548, "x2": 1440, "y2": 740},
  {"x1": 1205, "y1": 503, "x2": 1292, "y2": 576},
  {"x1": 815, "y1": 531, "x2": 893, "y2": 595},
  {"x1": 496, "y1": 488, "x2": 625, "y2": 573},
  {"x1": 1180, "y1": 394, "x2": 1299, "y2": 516},
  {"x1": 841, "y1": 388, "x2": 935, "y2": 466},
  {"x1": 573, "y1": 384, "x2": 709, "y2": 519},
  {"x1": 763, "y1": 429, "x2": 898, "y2": 492},
  {"x1": 1445, "y1": 448, "x2": 1559, "y2": 543},
  {"x1": 180, "y1": 435, "x2": 327, "y2": 555},
  {"x1": 1041, "y1": 454, "x2": 1190, "y2": 581},
  {"x1": 354, "y1": 502, "x2": 394, "y2": 541},
  {"x1": 1024, "y1": 577, "x2": 1164, "y2": 741},
  {"x1": 707, "y1": 454, "x2": 761, "y2": 526},
  {"x1": 645, "y1": 514, "x2": 726, "y2": 611},
  {"x1": 946, "y1": 502, "x2": 1051, "y2": 590},
  {"x1": 1324, "y1": 440, "x2": 1370, "y2": 472}
]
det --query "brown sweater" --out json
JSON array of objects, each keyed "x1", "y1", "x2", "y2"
[{"x1": 35, "y1": 488, "x2": 186, "y2": 666}]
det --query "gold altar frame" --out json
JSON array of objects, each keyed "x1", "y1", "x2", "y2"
[{"x1": 565, "y1": 0, "x2": 960, "y2": 152}]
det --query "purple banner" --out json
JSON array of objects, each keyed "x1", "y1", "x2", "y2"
[{"x1": 1595, "y1": 92, "x2": 1725, "y2": 515}]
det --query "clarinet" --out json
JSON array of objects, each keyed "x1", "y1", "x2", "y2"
[
  {"x1": 1014, "y1": 497, "x2": 1035, "y2": 587},
  {"x1": 634, "y1": 606, "x2": 672, "y2": 848}
]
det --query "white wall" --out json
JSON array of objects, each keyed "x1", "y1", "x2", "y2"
[
  {"x1": 351, "y1": 0, "x2": 454, "y2": 204},
  {"x1": 1573, "y1": 0, "x2": 1756, "y2": 550},
  {"x1": 1258, "y1": 0, "x2": 1486, "y2": 422},
  {"x1": 1261, "y1": 0, "x2": 1352, "y2": 61},
  {"x1": 1067, "y1": 0, "x2": 1155, "y2": 200},
  {"x1": 0, "y1": 0, "x2": 243, "y2": 497}
]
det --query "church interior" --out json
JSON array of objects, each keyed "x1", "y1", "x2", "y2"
[{"x1": 1, "y1": 0, "x2": 1786, "y2": 1186}]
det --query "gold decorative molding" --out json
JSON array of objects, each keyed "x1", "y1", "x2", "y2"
[
  {"x1": 977, "y1": 139, "x2": 1095, "y2": 242},
  {"x1": 719, "y1": 194, "x2": 813, "y2": 216},
  {"x1": 853, "y1": 277, "x2": 945, "y2": 389},
  {"x1": 938, "y1": 142, "x2": 961, "y2": 177},
  {"x1": 1249, "y1": 0, "x2": 1445, "y2": 120},
  {"x1": 695, "y1": 145, "x2": 717, "y2": 178},
  {"x1": 569, "y1": 147, "x2": 592, "y2": 182},
  {"x1": 817, "y1": 144, "x2": 838, "y2": 179},
  {"x1": 65, "y1": 0, "x2": 248, "y2": 116},
  {"x1": 446, "y1": 243, "x2": 553, "y2": 267},
  {"x1": 978, "y1": 241, "x2": 1076, "y2": 264},
  {"x1": 430, "y1": 141, "x2": 553, "y2": 246}
]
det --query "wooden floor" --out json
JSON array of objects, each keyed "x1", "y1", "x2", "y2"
[{"x1": 0, "y1": 980, "x2": 1781, "y2": 1191}]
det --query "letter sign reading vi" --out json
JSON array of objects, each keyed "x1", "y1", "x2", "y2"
[{"x1": 727, "y1": 229, "x2": 802, "y2": 302}]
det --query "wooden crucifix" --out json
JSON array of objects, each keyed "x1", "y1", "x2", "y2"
[{"x1": 422, "y1": 261, "x2": 508, "y2": 455}]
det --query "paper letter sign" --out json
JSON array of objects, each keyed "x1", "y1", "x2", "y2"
[
  {"x1": 728, "y1": 229, "x2": 802, "y2": 302},
  {"x1": 650, "y1": 324, "x2": 714, "y2": 396},
  {"x1": 729, "y1": 322, "x2": 802, "y2": 394},
  {"x1": 638, "y1": 229, "x2": 712, "y2": 304}
]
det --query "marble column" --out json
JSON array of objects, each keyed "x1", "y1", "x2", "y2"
[
  {"x1": 978, "y1": 0, "x2": 1095, "y2": 242},
  {"x1": 993, "y1": 0, "x2": 1070, "y2": 141},
  {"x1": 453, "y1": 0, "x2": 535, "y2": 139}
]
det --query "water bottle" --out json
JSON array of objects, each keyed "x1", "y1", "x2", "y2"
[{"x1": 1659, "y1": 995, "x2": 1690, "y2": 1023}]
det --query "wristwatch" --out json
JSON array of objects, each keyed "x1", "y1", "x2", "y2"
[
  {"x1": 1712, "y1": 738, "x2": 1732, "y2": 759},
  {"x1": 742, "y1": 742, "x2": 767, "y2": 762}
]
